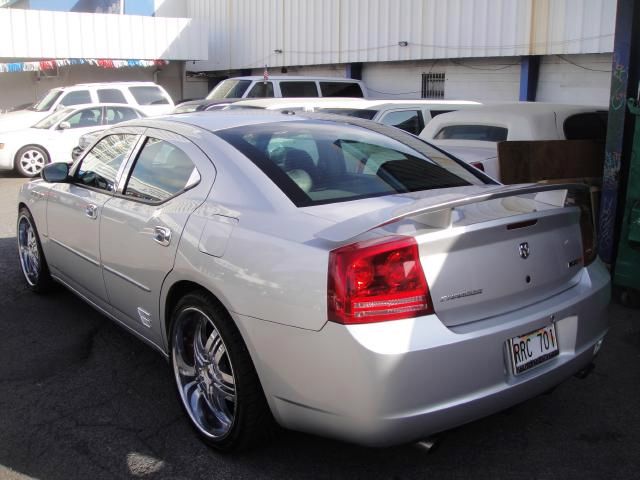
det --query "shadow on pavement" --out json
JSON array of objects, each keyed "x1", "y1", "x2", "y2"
[{"x1": 0, "y1": 234, "x2": 638, "y2": 479}]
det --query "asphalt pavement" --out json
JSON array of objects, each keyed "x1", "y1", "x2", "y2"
[{"x1": 1, "y1": 172, "x2": 639, "y2": 480}]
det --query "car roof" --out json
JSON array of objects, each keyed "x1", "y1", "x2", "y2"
[
  {"x1": 227, "y1": 76, "x2": 364, "y2": 82},
  {"x1": 50, "y1": 82, "x2": 159, "y2": 92},
  {"x1": 231, "y1": 97, "x2": 482, "y2": 111}
]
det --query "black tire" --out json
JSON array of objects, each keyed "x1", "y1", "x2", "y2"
[
  {"x1": 170, "y1": 291, "x2": 274, "y2": 452},
  {"x1": 15, "y1": 145, "x2": 49, "y2": 178},
  {"x1": 17, "y1": 207, "x2": 53, "y2": 293}
]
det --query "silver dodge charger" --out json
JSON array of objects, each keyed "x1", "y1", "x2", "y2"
[{"x1": 16, "y1": 111, "x2": 610, "y2": 451}]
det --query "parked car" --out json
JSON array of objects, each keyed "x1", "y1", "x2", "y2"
[
  {"x1": 18, "y1": 111, "x2": 609, "y2": 452},
  {"x1": 0, "y1": 103, "x2": 145, "y2": 177},
  {"x1": 419, "y1": 103, "x2": 608, "y2": 180},
  {"x1": 0, "y1": 82, "x2": 172, "y2": 132},
  {"x1": 174, "y1": 76, "x2": 368, "y2": 113},
  {"x1": 230, "y1": 97, "x2": 482, "y2": 135},
  {"x1": 71, "y1": 129, "x2": 104, "y2": 161}
]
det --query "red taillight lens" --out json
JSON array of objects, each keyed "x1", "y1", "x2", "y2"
[
  {"x1": 328, "y1": 236, "x2": 434, "y2": 324},
  {"x1": 470, "y1": 161, "x2": 485, "y2": 172},
  {"x1": 568, "y1": 189, "x2": 598, "y2": 266}
]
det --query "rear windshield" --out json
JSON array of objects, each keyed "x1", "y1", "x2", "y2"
[
  {"x1": 318, "y1": 108, "x2": 378, "y2": 120},
  {"x1": 207, "y1": 80, "x2": 252, "y2": 100},
  {"x1": 434, "y1": 124, "x2": 508, "y2": 142},
  {"x1": 216, "y1": 120, "x2": 485, "y2": 207}
]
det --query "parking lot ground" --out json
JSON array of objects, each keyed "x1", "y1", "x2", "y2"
[{"x1": 0, "y1": 173, "x2": 639, "y2": 479}]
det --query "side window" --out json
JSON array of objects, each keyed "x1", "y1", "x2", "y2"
[
  {"x1": 380, "y1": 110, "x2": 425, "y2": 135},
  {"x1": 246, "y1": 82, "x2": 274, "y2": 98},
  {"x1": 105, "y1": 107, "x2": 140, "y2": 125},
  {"x1": 74, "y1": 134, "x2": 138, "y2": 192},
  {"x1": 434, "y1": 125, "x2": 508, "y2": 141},
  {"x1": 64, "y1": 107, "x2": 103, "y2": 128},
  {"x1": 59, "y1": 90, "x2": 92, "y2": 106},
  {"x1": 124, "y1": 138, "x2": 200, "y2": 203},
  {"x1": 563, "y1": 112, "x2": 608, "y2": 141},
  {"x1": 319, "y1": 82, "x2": 364, "y2": 97},
  {"x1": 280, "y1": 81, "x2": 319, "y2": 97},
  {"x1": 98, "y1": 88, "x2": 127, "y2": 104},
  {"x1": 128, "y1": 86, "x2": 170, "y2": 105}
]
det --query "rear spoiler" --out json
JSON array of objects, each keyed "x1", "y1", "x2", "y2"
[{"x1": 315, "y1": 183, "x2": 588, "y2": 243}]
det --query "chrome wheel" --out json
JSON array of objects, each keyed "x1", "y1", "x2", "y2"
[
  {"x1": 172, "y1": 307, "x2": 236, "y2": 439},
  {"x1": 18, "y1": 148, "x2": 47, "y2": 176},
  {"x1": 18, "y1": 214, "x2": 40, "y2": 286}
]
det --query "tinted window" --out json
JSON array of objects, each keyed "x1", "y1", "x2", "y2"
[
  {"x1": 217, "y1": 121, "x2": 483, "y2": 207},
  {"x1": 105, "y1": 106, "x2": 140, "y2": 125},
  {"x1": 128, "y1": 86, "x2": 169, "y2": 105},
  {"x1": 98, "y1": 88, "x2": 127, "y2": 104},
  {"x1": 207, "y1": 80, "x2": 252, "y2": 100},
  {"x1": 59, "y1": 90, "x2": 92, "y2": 106},
  {"x1": 319, "y1": 82, "x2": 364, "y2": 97},
  {"x1": 64, "y1": 107, "x2": 103, "y2": 128},
  {"x1": 124, "y1": 138, "x2": 200, "y2": 203},
  {"x1": 280, "y1": 82, "x2": 319, "y2": 97},
  {"x1": 381, "y1": 110, "x2": 425, "y2": 135},
  {"x1": 563, "y1": 112, "x2": 608, "y2": 141},
  {"x1": 318, "y1": 108, "x2": 378, "y2": 120},
  {"x1": 75, "y1": 134, "x2": 137, "y2": 192},
  {"x1": 246, "y1": 82, "x2": 274, "y2": 98},
  {"x1": 434, "y1": 125, "x2": 508, "y2": 142}
]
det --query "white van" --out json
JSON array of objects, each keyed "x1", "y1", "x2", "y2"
[
  {"x1": 0, "y1": 82, "x2": 174, "y2": 132},
  {"x1": 174, "y1": 76, "x2": 368, "y2": 113}
]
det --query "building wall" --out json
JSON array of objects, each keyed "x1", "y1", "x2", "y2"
[
  {"x1": 189, "y1": 0, "x2": 616, "y2": 72},
  {"x1": 0, "y1": 61, "x2": 182, "y2": 111}
]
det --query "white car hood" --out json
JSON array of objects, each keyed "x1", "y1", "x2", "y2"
[{"x1": 0, "y1": 110, "x2": 46, "y2": 132}]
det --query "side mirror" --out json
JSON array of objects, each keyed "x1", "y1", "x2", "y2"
[
  {"x1": 41, "y1": 162, "x2": 69, "y2": 183},
  {"x1": 58, "y1": 121, "x2": 71, "y2": 130}
]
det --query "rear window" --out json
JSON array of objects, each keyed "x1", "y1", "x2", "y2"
[
  {"x1": 319, "y1": 82, "x2": 364, "y2": 98},
  {"x1": 380, "y1": 110, "x2": 425, "y2": 135},
  {"x1": 563, "y1": 112, "x2": 608, "y2": 141},
  {"x1": 434, "y1": 124, "x2": 508, "y2": 142},
  {"x1": 128, "y1": 86, "x2": 169, "y2": 105},
  {"x1": 280, "y1": 81, "x2": 319, "y2": 97},
  {"x1": 217, "y1": 120, "x2": 484, "y2": 207},
  {"x1": 318, "y1": 108, "x2": 378, "y2": 120}
]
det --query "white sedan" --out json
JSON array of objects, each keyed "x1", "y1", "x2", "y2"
[{"x1": 0, "y1": 103, "x2": 145, "y2": 177}]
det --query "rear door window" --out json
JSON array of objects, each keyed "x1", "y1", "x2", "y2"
[
  {"x1": 319, "y1": 82, "x2": 364, "y2": 97},
  {"x1": 246, "y1": 82, "x2": 274, "y2": 98},
  {"x1": 380, "y1": 110, "x2": 425, "y2": 135},
  {"x1": 59, "y1": 90, "x2": 92, "y2": 106},
  {"x1": 124, "y1": 138, "x2": 200, "y2": 203},
  {"x1": 98, "y1": 88, "x2": 127, "y2": 104},
  {"x1": 217, "y1": 120, "x2": 484, "y2": 207},
  {"x1": 280, "y1": 81, "x2": 319, "y2": 97},
  {"x1": 128, "y1": 86, "x2": 170, "y2": 105},
  {"x1": 434, "y1": 125, "x2": 508, "y2": 141}
]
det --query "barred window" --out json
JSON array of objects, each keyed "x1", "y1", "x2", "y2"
[{"x1": 421, "y1": 72, "x2": 445, "y2": 99}]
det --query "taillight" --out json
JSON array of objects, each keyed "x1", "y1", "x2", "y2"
[
  {"x1": 567, "y1": 189, "x2": 597, "y2": 266},
  {"x1": 328, "y1": 236, "x2": 434, "y2": 324},
  {"x1": 470, "y1": 161, "x2": 485, "y2": 172}
]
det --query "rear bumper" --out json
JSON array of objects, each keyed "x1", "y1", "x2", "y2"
[{"x1": 234, "y1": 260, "x2": 610, "y2": 447}]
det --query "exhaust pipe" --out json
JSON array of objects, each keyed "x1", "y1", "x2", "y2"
[{"x1": 574, "y1": 362, "x2": 595, "y2": 380}]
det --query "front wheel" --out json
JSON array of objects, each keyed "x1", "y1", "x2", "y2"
[
  {"x1": 15, "y1": 145, "x2": 49, "y2": 177},
  {"x1": 170, "y1": 292, "x2": 274, "y2": 452},
  {"x1": 17, "y1": 207, "x2": 53, "y2": 292}
]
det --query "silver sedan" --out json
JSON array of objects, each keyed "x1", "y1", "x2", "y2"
[{"x1": 17, "y1": 111, "x2": 610, "y2": 452}]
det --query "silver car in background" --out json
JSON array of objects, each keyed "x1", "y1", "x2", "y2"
[{"x1": 17, "y1": 111, "x2": 610, "y2": 452}]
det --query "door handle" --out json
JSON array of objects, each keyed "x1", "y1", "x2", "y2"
[
  {"x1": 85, "y1": 203, "x2": 98, "y2": 219},
  {"x1": 153, "y1": 226, "x2": 172, "y2": 246}
]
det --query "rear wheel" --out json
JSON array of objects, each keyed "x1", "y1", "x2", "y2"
[
  {"x1": 170, "y1": 292, "x2": 274, "y2": 451},
  {"x1": 15, "y1": 145, "x2": 49, "y2": 177},
  {"x1": 17, "y1": 207, "x2": 53, "y2": 292}
]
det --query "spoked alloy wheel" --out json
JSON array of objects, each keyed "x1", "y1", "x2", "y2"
[
  {"x1": 18, "y1": 214, "x2": 41, "y2": 286},
  {"x1": 16, "y1": 146, "x2": 48, "y2": 177},
  {"x1": 172, "y1": 306, "x2": 237, "y2": 440}
]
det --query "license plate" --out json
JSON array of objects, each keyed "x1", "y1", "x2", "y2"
[{"x1": 508, "y1": 324, "x2": 559, "y2": 375}]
